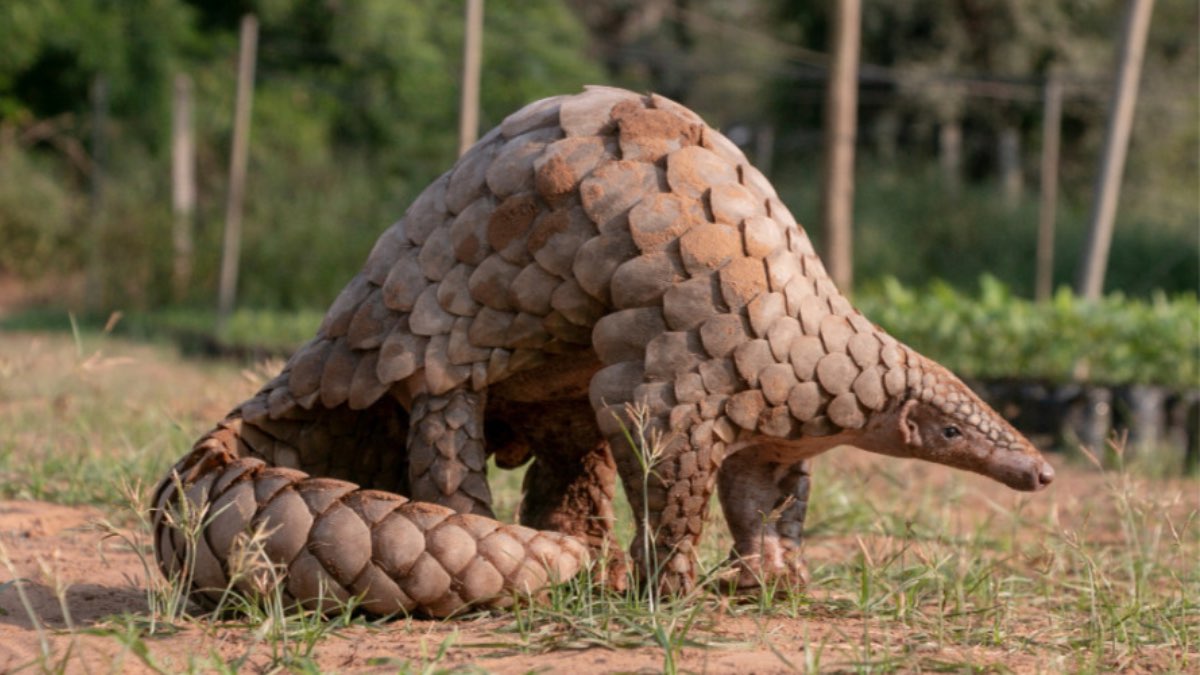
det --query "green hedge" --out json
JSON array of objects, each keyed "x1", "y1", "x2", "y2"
[
  {"x1": 5, "y1": 277, "x2": 1196, "y2": 390},
  {"x1": 139, "y1": 279, "x2": 1200, "y2": 390},
  {"x1": 0, "y1": 307, "x2": 322, "y2": 356},
  {"x1": 856, "y1": 276, "x2": 1200, "y2": 390},
  {"x1": 149, "y1": 308, "x2": 325, "y2": 354}
]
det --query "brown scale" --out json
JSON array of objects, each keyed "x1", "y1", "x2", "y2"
[{"x1": 152, "y1": 85, "x2": 1054, "y2": 618}]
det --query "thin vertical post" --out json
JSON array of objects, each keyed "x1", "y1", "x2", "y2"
[
  {"x1": 458, "y1": 0, "x2": 484, "y2": 157},
  {"x1": 820, "y1": 0, "x2": 861, "y2": 292},
  {"x1": 1077, "y1": 0, "x2": 1155, "y2": 300},
  {"x1": 218, "y1": 14, "x2": 259, "y2": 326},
  {"x1": 86, "y1": 76, "x2": 108, "y2": 312},
  {"x1": 939, "y1": 119, "x2": 962, "y2": 193},
  {"x1": 172, "y1": 73, "x2": 196, "y2": 303},
  {"x1": 998, "y1": 125, "x2": 1023, "y2": 208},
  {"x1": 754, "y1": 124, "x2": 775, "y2": 179},
  {"x1": 1035, "y1": 73, "x2": 1063, "y2": 301}
]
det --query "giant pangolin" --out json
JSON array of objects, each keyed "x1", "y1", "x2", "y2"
[{"x1": 152, "y1": 86, "x2": 1054, "y2": 618}]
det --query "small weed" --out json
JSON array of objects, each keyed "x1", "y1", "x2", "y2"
[{"x1": 366, "y1": 634, "x2": 485, "y2": 674}]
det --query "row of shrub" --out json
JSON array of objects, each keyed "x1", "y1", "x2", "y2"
[
  {"x1": 857, "y1": 276, "x2": 1199, "y2": 391},
  {"x1": 7, "y1": 276, "x2": 1190, "y2": 392}
]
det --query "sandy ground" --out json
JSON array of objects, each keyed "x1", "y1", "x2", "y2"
[
  {"x1": 1, "y1": 459, "x2": 1193, "y2": 674},
  {"x1": 0, "y1": 494, "x2": 1016, "y2": 674}
]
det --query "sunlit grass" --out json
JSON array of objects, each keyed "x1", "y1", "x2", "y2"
[{"x1": 0, "y1": 328, "x2": 254, "y2": 507}]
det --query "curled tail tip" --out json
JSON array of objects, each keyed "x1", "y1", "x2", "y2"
[{"x1": 152, "y1": 453, "x2": 591, "y2": 619}]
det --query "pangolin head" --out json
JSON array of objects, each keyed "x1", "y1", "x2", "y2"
[{"x1": 895, "y1": 358, "x2": 1054, "y2": 491}]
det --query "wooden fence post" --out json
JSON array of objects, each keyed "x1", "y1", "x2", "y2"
[
  {"x1": 1035, "y1": 73, "x2": 1063, "y2": 301},
  {"x1": 217, "y1": 15, "x2": 259, "y2": 327},
  {"x1": 172, "y1": 73, "x2": 196, "y2": 303},
  {"x1": 458, "y1": 0, "x2": 484, "y2": 157},
  {"x1": 820, "y1": 0, "x2": 861, "y2": 293},
  {"x1": 1077, "y1": 0, "x2": 1155, "y2": 300}
]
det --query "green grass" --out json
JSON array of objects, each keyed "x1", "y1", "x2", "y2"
[
  {"x1": 0, "y1": 307, "x2": 324, "y2": 358},
  {"x1": 0, "y1": 330, "x2": 1196, "y2": 673},
  {"x1": 0, "y1": 331, "x2": 214, "y2": 506}
]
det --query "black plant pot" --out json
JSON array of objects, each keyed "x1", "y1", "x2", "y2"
[
  {"x1": 1061, "y1": 385, "x2": 1113, "y2": 460},
  {"x1": 978, "y1": 378, "x2": 1196, "y2": 473},
  {"x1": 1167, "y1": 391, "x2": 1200, "y2": 475}
]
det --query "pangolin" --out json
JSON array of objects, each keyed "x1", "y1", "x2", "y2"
[{"x1": 151, "y1": 86, "x2": 1054, "y2": 618}]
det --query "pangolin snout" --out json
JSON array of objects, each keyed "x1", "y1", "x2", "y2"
[
  {"x1": 997, "y1": 453, "x2": 1056, "y2": 492},
  {"x1": 1011, "y1": 458, "x2": 1055, "y2": 491},
  {"x1": 1036, "y1": 461, "x2": 1055, "y2": 489}
]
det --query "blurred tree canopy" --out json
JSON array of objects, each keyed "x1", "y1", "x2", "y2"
[
  {"x1": 0, "y1": 0, "x2": 603, "y2": 307},
  {"x1": 0, "y1": 0, "x2": 1194, "y2": 310}
]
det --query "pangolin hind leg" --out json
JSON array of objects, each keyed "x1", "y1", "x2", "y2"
[
  {"x1": 235, "y1": 394, "x2": 411, "y2": 493},
  {"x1": 488, "y1": 399, "x2": 623, "y2": 584},
  {"x1": 717, "y1": 448, "x2": 812, "y2": 589}
]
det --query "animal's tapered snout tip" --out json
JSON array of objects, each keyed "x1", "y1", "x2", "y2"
[{"x1": 1037, "y1": 462, "x2": 1055, "y2": 488}]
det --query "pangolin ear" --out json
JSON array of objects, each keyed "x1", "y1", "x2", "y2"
[{"x1": 899, "y1": 399, "x2": 921, "y2": 447}]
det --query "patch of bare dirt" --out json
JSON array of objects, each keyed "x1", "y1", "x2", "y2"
[
  {"x1": 0, "y1": 274, "x2": 86, "y2": 318},
  {"x1": 1, "y1": 453, "x2": 1193, "y2": 674}
]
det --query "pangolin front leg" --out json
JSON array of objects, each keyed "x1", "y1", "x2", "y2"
[{"x1": 407, "y1": 389, "x2": 494, "y2": 517}]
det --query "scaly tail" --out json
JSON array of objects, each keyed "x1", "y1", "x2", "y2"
[{"x1": 151, "y1": 412, "x2": 588, "y2": 618}]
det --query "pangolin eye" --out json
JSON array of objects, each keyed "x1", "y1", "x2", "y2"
[{"x1": 942, "y1": 425, "x2": 962, "y2": 439}]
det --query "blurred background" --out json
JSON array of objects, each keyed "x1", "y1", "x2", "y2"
[{"x1": 0, "y1": 0, "x2": 1196, "y2": 465}]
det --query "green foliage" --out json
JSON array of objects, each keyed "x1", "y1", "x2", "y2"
[
  {"x1": 0, "y1": 0, "x2": 196, "y2": 142},
  {"x1": 0, "y1": 306, "x2": 321, "y2": 356},
  {"x1": 776, "y1": 159, "x2": 1199, "y2": 297},
  {"x1": 153, "y1": 306, "x2": 322, "y2": 353},
  {"x1": 0, "y1": 0, "x2": 1194, "y2": 314},
  {"x1": 244, "y1": 0, "x2": 604, "y2": 180},
  {"x1": 0, "y1": 0, "x2": 604, "y2": 305},
  {"x1": 858, "y1": 276, "x2": 1200, "y2": 389},
  {"x1": 0, "y1": 143, "x2": 81, "y2": 277}
]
